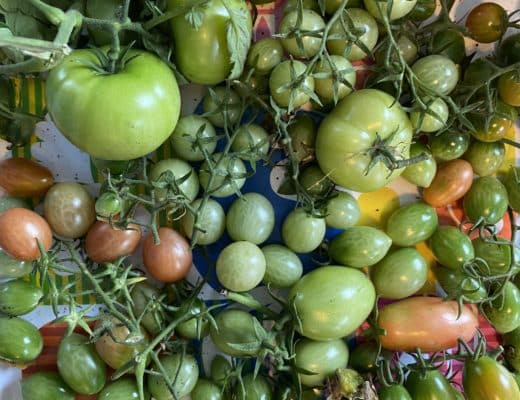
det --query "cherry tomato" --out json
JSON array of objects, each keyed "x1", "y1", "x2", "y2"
[
  {"x1": 236, "y1": 374, "x2": 272, "y2": 400},
  {"x1": 231, "y1": 124, "x2": 270, "y2": 160},
  {"x1": 470, "y1": 101, "x2": 517, "y2": 142},
  {"x1": 0, "y1": 157, "x2": 53, "y2": 197},
  {"x1": 429, "y1": 226, "x2": 474, "y2": 270},
  {"x1": 386, "y1": 202, "x2": 437, "y2": 247},
  {"x1": 473, "y1": 237, "x2": 518, "y2": 276},
  {"x1": 143, "y1": 227, "x2": 192, "y2": 283},
  {"x1": 498, "y1": 70, "x2": 520, "y2": 107},
  {"x1": 181, "y1": 198, "x2": 226, "y2": 245},
  {"x1": 378, "y1": 297, "x2": 478, "y2": 352},
  {"x1": 131, "y1": 281, "x2": 164, "y2": 336},
  {"x1": 430, "y1": 131, "x2": 470, "y2": 161},
  {"x1": 191, "y1": 379, "x2": 222, "y2": 400},
  {"x1": 465, "y1": 2, "x2": 508, "y2": 43},
  {"x1": 497, "y1": 33, "x2": 520, "y2": 66},
  {"x1": 0, "y1": 279, "x2": 43, "y2": 316},
  {"x1": 0, "y1": 248, "x2": 33, "y2": 278},
  {"x1": 324, "y1": 191, "x2": 360, "y2": 229},
  {"x1": 279, "y1": 9, "x2": 326, "y2": 58},
  {"x1": 430, "y1": 28, "x2": 466, "y2": 64},
  {"x1": 408, "y1": 0, "x2": 436, "y2": 21},
  {"x1": 287, "y1": 114, "x2": 317, "y2": 163},
  {"x1": 0, "y1": 316, "x2": 43, "y2": 363},
  {"x1": 364, "y1": 0, "x2": 417, "y2": 20},
  {"x1": 170, "y1": 115, "x2": 217, "y2": 162},
  {"x1": 379, "y1": 385, "x2": 412, "y2": 400},
  {"x1": 299, "y1": 165, "x2": 333, "y2": 197},
  {"x1": 410, "y1": 97, "x2": 449, "y2": 133},
  {"x1": 406, "y1": 369, "x2": 458, "y2": 400},
  {"x1": 0, "y1": 196, "x2": 31, "y2": 214},
  {"x1": 401, "y1": 142, "x2": 437, "y2": 188},
  {"x1": 0, "y1": 208, "x2": 53, "y2": 261},
  {"x1": 349, "y1": 341, "x2": 391, "y2": 373},
  {"x1": 21, "y1": 371, "x2": 74, "y2": 400},
  {"x1": 282, "y1": 207, "x2": 326, "y2": 253},
  {"x1": 246, "y1": 38, "x2": 284, "y2": 76},
  {"x1": 147, "y1": 352, "x2": 199, "y2": 399},
  {"x1": 202, "y1": 87, "x2": 241, "y2": 128},
  {"x1": 411, "y1": 55, "x2": 459, "y2": 96},
  {"x1": 483, "y1": 281, "x2": 520, "y2": 334},
  {"x1": 269, "y1": 60, "x2": 315, "y2": 109},
  {"x1": 98, "y1": 378, "x2": 150, "y2": 400},
  {"x1": 150, "y1": 158, "x2": 200, "y2": 202},
  {"x1": 85, "y1": 221, "x2": 141, "y2": 263},
  {"x1": 433, "y1": 264, "x2": 487, "y2": 303},
  {"x1": 261, "y1": 244, "x2": 303, "y2": 288},
  {"x1": 463, "y1": 139, "x2": 505, "y2": 177},
  {"x1": 504, "y1": 167, "x2": 520, "y2": 212},
  {"x1": 503, "y1": 327, "x2": 520, "y2": 371},
  {"x1": 175, "y1": 299, "x2": 211, "y2": 340},
  {"x1": 463, "y1": 176, "x2": 508, "y2": 224},
  {"x1": 210, "y1": 355, "x2": 232, "y2": 386},
  {"x1": 313, "y1": 55, "x2": 356, "y2": 104},
  {"x1": 199, "y1": 153, "x2": 247, "y2": 198}
]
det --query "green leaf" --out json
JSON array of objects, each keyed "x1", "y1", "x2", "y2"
[{"x1": 221, "y1": 0, "x2": 252, "y2": 80}]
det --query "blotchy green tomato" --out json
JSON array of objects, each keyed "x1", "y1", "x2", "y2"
[
  {"x1": 412, "y1": 55, "x2": 459, "y2": 96},
  {"x1": 364, "y1": 0, "x2": 417, "y2": 20},
  {"x1": 386, "y1": 202, "x2": 437, "y2": 247},
  {"x1": 401, "y1": 142, "x2": 437, "y2": 188},
  {"x1": 0, "y1": 316, "x2": 42, "y2": 363},
  {"x1": 210, "y1": 309, "x2": 262, "y2": 357},
  {"x1": 325, "y1": 191, "x2": 360, "y2": 229},
  {"x1": 327, "y1": 8, "x2": 379, "y2": 61},
  {"x1": 379, "y1": 384, "x2": 412, "y2": 400},
  {"x1": 237, "y1": 374, "x2": 272, "y2": 400},
  {"x1": 21, "y1": 371, "x2": 74, "y2": 400},
  {"x1": 130, "y1": 281, "x2": 164, "y2": 336},
  {"x1": 261, "y1": 244, "x2": 303, "y2": 288},
  {"x1": 269, "y1": 60, "x2": 315, "y2": 109},
  {"x1": 287, "y1": 114, "x2": 317, "y2": 163},
  {"x1": 0, "y1": 248, "x2": 33, "y2": 279},
  {"x1": 503, "y1": 327, "x2": 520, "y2": 371},
  {"x1": 170, "y1": 115, "x2": 217, "y2": 162},
  {"x1": 473, "y1": 237, "x2": 518, "y2": 276},
  {"x1": 406, "y1": 369, "x2": 457, "y2": 400},
  {"x1": 463, "y1": 355, "x2": 520, "y2": 399},
  {"x1": 463, "y1": 176, "x2": 508, "y2": 225},
  {"x1": 175, "y1": 299, "x2": 211, "y2": 340},
  {"x1": 429, "y1": 226, "x2": 474, "y2": 270},
  {"x1": 483, "y1": 281, "x2": 520, "y2": 334},
  {"x1": 199, "y1": 153, "x2": 247, "y2": 197},
  {"x1": 95, "y1": 191, "x2": 123, "y2": 218},
  {"x1": 370, "y1": 248, "x2": 428, "y2": 299},
  {"x1": 46, "y1": 48, "x2": 180, "y2": 160},
  {"x1": 469, "y1": 100, "x2": 517, "y2": 142},
  {"x1": 430, "y1": 29, "x2": 466, "y2": 64},
  {"x1": 410, "y1": 97, "x2": 449, "y2": 133},
  {"x1": 504, "y1": 166, "x2": 520, "y2": 212},
  {"x1": 279, "y1": 9, "x2": 325, "y2": 59},
  {"x1": 299, "y1": 165, "x2": 333, "y2": 197},
  {"x1": 295, "y1": 338, "x2": 349, "y2": 387},
  {"x1": 210, "y1": 355, "x2": 232, "y2": 386},
  {"x1": 226, "y1": 193, "x2": 274, "y2": 244},
  {"x1": 430, "y1": 131, "x2": 470, "y2": 161},
  {"x1": 98, "y1": 378, "x2": 150, "y2": 400},
  {"x1": 216, "y1": 241, "x2": 266, "y2": 292},
  {"x1": 313, "y1": 55, "x2": 356, "y2": 105},
  {"x1": 329, "y1": 226, "x2": 392, "y2": 268},
  {"x1": 433, "y1": 264, "x2": 486, "y2": 303},
  {"x1": 247, "y1": 38, "x2": 284, "y2": 75},
  {"x1": 57, "y1": 333, "x2": 106, "y2": 395},
  {"x1": 231, "y1": 124, "x2": 270, "y2": 160},
  {"x1": 463, "y1": 140, "x2": 505, "y2": 177},
  {"x1": 289, "y1": 266, "x2": 376, "y2": 341},
  {"x1": 147, "y1": 353, "x2": 199, "y2": 400},
  {"x1": 181, "y1": 198, "x2": 226, "y2": 245},
  {"x1": 168, "y1": 0, "x2": 252, "y2": 85},
  {"x1": 191, "y1": 379, "x2": 222, "y2": 400},
  {"x1": 282, "y1": 207, "x2": 326, "y2": 253},
  {"x1": 150, "y1": 158, "x2": 200, "y2": 202},
  {"x1": 0, "y1": 279, "x2": 42, "y2": 316},
  {"x1": 203, "y1": 87, "x2": 242, "y2": 128}
]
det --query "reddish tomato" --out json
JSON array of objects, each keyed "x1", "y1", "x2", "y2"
[
  {"x1": 422, "y1": 159, "x2": 474, "y2": 208},
  {"x1": 85, "y1": 221, "x2": 141, "y2": 263},
  {"x1": 0, "y1": 158, "x2": 53, "y2": 197},
  {"x1": 0, "y1": 208, "x2": 53, "y2": 261},
  {"x1": 465, "y1": 2, "x2": 508, "y2": 43},
  {"x1": 143, "y1": 227, "x2": 192, "y2": 282},
  {"x1": 378, "y1": 296, "x2": 479, "y2": 352}
]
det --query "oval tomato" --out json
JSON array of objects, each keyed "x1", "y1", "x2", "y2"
[
  {"x1": 429, "y1": 226, "x2": 474, "y2": 270},
  {"x1": 401, "y1": 142, "x2": 437, "y2": 188},
  {"x1": 463, "y1": 176, "x2": 508, "y2": 225},
  {"x1": 289, "y1": 266, "x2": 376, "y2": 341},
  {"x1": 463, "y1": 140, "x2": 505, "y2": 177},
  {"x1": 504, "y1": 166, "x2": 520, "y2": 212},
  {"x1": 465, "y1": 2, "x2": 508, "y2": 43},
  {"x1": 316, "y1": 89, "x2": 413, "y2": 192},
  {"x1": 0, "y1": 157, "x2": 53, "y2": 197},
  {"x1": 98, "y1": 378, "x2": 150, "y2": 400},
  {"x1": 324, "y1": 191, "x2": 360, "y2": 230},
  {"x1": 378, "y1": 296, "x2": 479, "y2": 352},
  {"x1": 85, "y1": 221, "x2": 141, "y2": 263},
  {"x1": 0, "y1": 279, "x2": 43, "y2": 316},
  {"x1": 261, "y1": 244, "x2": 303, "y2": 288},
  {"x1": 181, "y1": 198, "x2": 226, "y2": 245},
  {"x1": 405, "y1": 369, "x2": 458, "y2": 400},
  {"x1": 385, "y1": 202, "x2": 438, "y2": 247},
  {"x1": 482, "y1": 281, "x2": 520, "y2": 334},
  {"x1": 0, "y1": 248, "x2": 33, "y2": 278},
  {"x1": 46, "y1": 48, "x2": 181, "y2": 160},
  {"x1": 147, "y1": 352, "x2": 199, "y2": 399},
  {"x1": 0, "y1": 316, "x2": 43, "y2": 363},
  {"x1": 21, "y1": 371, "x2": 74, "y2": 400}
]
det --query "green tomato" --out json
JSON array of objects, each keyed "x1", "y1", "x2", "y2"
[
  {"x1": 327, "y1": 8, "x2": 379, "y2": 61},
  {"x1": 430, "y1": 130, "x2": 470, "y2": 161},
  {"x1": 503, "y1": 166, "x2": 520, "y2": 212},
  {"x1": 463, "y1": 140, "x2": 505, "y2": 177},
  {"x1": 247, "y1": 38, "x2": 284, "y2": 75},
  {"x1": 469, "y1": 100, "x2": 517, "y2": 143},
  {"x1": 0, "y1": 247, "x2": 33, "y2": 278},
  {"x1": 299, "y1": 165, "x2": 333, "y2": 197},
  {"x1": 503, "y1": 327, "x2": 520, "y2": 371},
  {"x1": 370, "y1": 248, "x2": 428, "y2": 299},
  {"x1": 269, "y1": 60, "x2": 315, "y2": 109},
  {"x1": 175, "y1": 299, "x2": 211, "y2": 340},
  {"x1": 170, "y1": 115, "x2": 217, "y2": 162},
  {"x1": 408, "y1": 0, "x2": 436, "y2": 21},
  {"x1": 405, "y1": 369, "x2": 457, "y2": 400},
  {"x1": 231, "y1": 124, "x2": 270, "y2": 160},
  {"x1": 191, "y1": 379, "x2": 223, "y2": 400},
  {"x1": 147, "y1": 353, "x2": 199, "y2": 400},
  {"x1": 287, "y1": 114, "x2": 317, "y2": 163},
  {"x1": 386, "y1": 202, "x2": 437, "y2": 247},
  {"x1": 57, "y1": 333, "x2": 106, "y2": 395},
  {"x1": 313, "y1": 55, "x2": 356, "y2": 105},
  {"x1": 85, "y1": 0, "x2": 135, "y2": 46},
  {"x1": 0, "y1": 279, "x2": 43, "y2": 316},
  {"x1": 429, "y1": 226, "x2": 474, "y2": 270},
  {"x1": 325, "y1": 191, "x2": 360, "y2": 229},
  {"x1": 0, "y1": 316, "x2": 42, "y2": 363},
  {"x1": 21, "y1": 371, "x2": 74, "y2": 400},
  {"x1": 216, "y1": 241, "x2": 266, "y2": 292},
  {"x1": 379, "y1": 384, "x2": 413, "y2": 400},
  {"x1": 482, "y1": 281, "x2": 520, "y2": 334},
  {"x1": 46, "y1": 48, "x2": 180, "y2": 160},
  {"x1": 316, "y1": 89, "x2": 413, "y2": 192},
  {"x1": 430, "y1": 29, "x2": 466, "y2": 64},
  {"x1": 411, "y1": 97, "x2": 449, "y2": 133},
  {"x1": 210, "y1": 355, "x2": 232, "y2": 386},
  {"x1": 199, "y1": 153, "x2": 247, "y2": 197},
  {"x1": 203, "y1": 87, "x2": 242, "y2": 128},
  {"x1": 472, "y1": 237, "x2": 517, "y2": 275},
  {"x1": 349, "y1": 341, "x2": 391, "y2": 373},
  {"x1": 181, "y1": 198, "x2": 226, "y2": 245},
  {"x1": 324, "y1": 0, "x2": 363, "y2": 13},
  {"x1": 98, "y1": 378, "x2": 151, "y2": 400},
  {"x1": 364, "y1": 0, "x2": 417, "y2": 20},
  {"x1": 401, "y1": 142, "x2": 437, "y2": 188},
  {"x1": 261, "y1": 244, "x2": 303, "y2": 288},
  {"x1": 282, "y1": 207, "x2": 326, "y2": 253},
  {"x1": 463, "y1": 176, "x2": 508, "y2": 225},
  {"x1": 279, "y1": 9, "x2": 326, "y2": 58},
  {"x1": 283, "y1": 0, "x2": 320, "y2": 13},
  {"x1": 237, "y1": 374, "x2": 272, "y2": 400},
  {"x1": 95, "y1": 191, "x2": 123, "y2": 218},
  {"x1": 329, "y1": 226, "x2": 392, "y2": 268},
  {"x1": 150, "y1": 158, "x2": 200, "y2": 202},
  {"x1": 130, "y1": 281, "x2": 165, "y2": 336},
  {"x1": 433, "y1": 264, "x2": 487, "y2": 303},
  {"x1": 295, "y1": 338, "x2": 349, "y2": 386},
  {"x1": 226, "y1": 193, "x2": 274, "y2": 244},
  {"x1": 411, "y1": 55, "x2": 459, "y2": 96},
  {"x1": 168, "y1": 0, "x2": 252, "y2": 84},
  {"x1": 497, "y1": 33, "x2": 520, "y2": 66},
  {"x1": 289, "y1": 266, "x2": 376, "y2": 340}
]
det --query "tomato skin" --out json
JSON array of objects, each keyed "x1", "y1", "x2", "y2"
[
  {"x1": 46, "y1": 48, "x2": 181, "y2": 160},
  {"x1": 262, "y1": 244, "x2": 303, "y2": 288},
  {"x1": 364, "y1": 0, "x2": 417, "y2": 20},
  {"x1": 231, "y1": 124, "x2": 270, "y2": 160},
  {"x1": 85, "y1": 221, "x2": 141, "y2": 263},
  {"x1": 143, "y1": 227, "x2": 192, "y2": 283},
  {"x1": 412, "y1": 55, "x2": 459, "y2": 96},
  {"x1": 0, "y1": 316, "x2": 43, "y2": 363},
  {"x1": 401, "y1": 142, "x2": 437, "y2": 188},
  {"x1": 237, "y1": 374, "x2": 272, "y2": 400},
  {"x1": 170, "y1": 115, "x2": 217, "y2": 162},
  {"x1": 378, "y1": 297, "x2": 479, "y2": 352},
  {"x1": 279, "y1": 10, "x2": 325, "y2": 58},
  {"x1": 411, "y1": 97, "x2": 449, "y2": 133},
  {"x1": 57, "y1": 333, "x2": 107, "y2": 395},
  {"x1": 175, "y1": 299, "x2": 211, "y2": 340},
  {"x1": 470, "y1": 101, "x2": 517, "y2": 143},
  {"x1": 505, "y1": 167, "x2": 520, "y2": 212},
  {"x1": 269, "y1": 60, "x2": 315, "y2": 108},
  {"x1": 463, "y1": 355, "x2": 520, "y2": 400},
  {"x1": 465, "y1": 2, "x2": 507, "y2": 43},
  {"x1": 429, "y1": 226, "x2": 474, "y2": 270},
  {"x1": 282, "y1": 208, "x2": 326, "y2": 253},
  {"x1": 130, "y1": 281, "x2": 164, "y2": 335},
  {"x1": 0, "y1": 208, "x2": 53, "y2": 261},
  {"x1": 503, "y1": 327, "x2": 520, "y2": 371},
  {"x1": 433, "y1": 264, "x2": 487, "y2": 302},
  {"x1": 316, "y1": 89, "x2": 413, "y2": 192},
  {"x1": 0, "y1": 279, "x2": 43, "y2": 316},
  {"x1": 287, "y1": 114, "x2": 317, "y2": 163},
  {"x1": 473, "y1": 237, "x2": 517, "y2": 276},
  {"x1": 199, "y1": 153, "x2": 247, "y2": 197},
  {"x1": 378, "y1": 384, "x2": 412, "y2": 400},
  {"x1": 150, "y1": 158, "x2": 200, "y2": 202},
  {"x1": 498, "y1": 71, "x2": 520, "y2": 107},
  {"x1": 289, "y1": 266, "x2": 376, "y2": 341},
  {"x1": 386, "y1": 202, "x2": 437, "y2": 247},
  {"x1": 247, "y1": 38, "x2": 284, "y2": 76},
  {"x1": 0, "y1": 157, "x2": 53, "y2": 197},
  {"x1": 147, "y1": 353, "x2": 199, "y2": 400},
  {"x1": 181, "y1": 198, "x2": 226, "y2": 245},
  {"x1": 430, "y1": 29, "x2": 466, "y2": 64},
  {"x1": 191, "y1": 379, "x2": 222, "y2": 400},
  {"x1": 325, "y1": 191, "x2": 360, "y2": 229},
  {"x1": 483, "y1": 281, "x2": 520, "y2": 334},
  {"x1": 313, "y1": 55, "x2": 356, "y2": 104},
  {"x1": 430, "y1": 131, "x2": 470, "y2": 161},
  {"x1": 422, "y1": 159, "x2": 473, "y2": 208},
  {"x1": 463, "y1": 176, "x2": 508, "y2": 225},
  {"x1": 0, "y1": 196, "x2": 31, "y2": 214},
  {"x1": 463, "y1": 140, "x2": 505, "y2": 177},
  {"x1": 405, "y1": 369, "x2": 457, "y2": 400},
  {"x1": 21, "y1": 371, "x2": 74, "y2": 400},
  {"x1": 0, "y1": 248, "x2": 33, "y2": 278},
  {"x1": 497, "y1": 33, "x2": 520, "y2": 66},
  {"x1": 98, "y1": 378, "x2": 151, "y2": 400},
  {"x1": 210, "y1": 355, "x2": 232, "y2": 386},
  {"x1": 168, "y1": 0, "x2": 252, "y2": 85}
]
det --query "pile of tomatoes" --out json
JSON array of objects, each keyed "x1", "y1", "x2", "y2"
[{"x1": 0, "y1": 0, "x2": 520, "y2": 399}]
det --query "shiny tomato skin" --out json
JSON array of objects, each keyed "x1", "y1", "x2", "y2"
[
  {"x1": 463, "y1": 176, "x2": 508, "y2": 224},
  {"x1": 503, "y1": 327, "x2": 520, "y2": 371},
  {"x1": 85, "y1": 221, "x2": 141, "y2": 263},
  {"x1": 0, "y1": 279, "x2": 43, "y2": 316},
  {"x1": 465, "y1": 2, "x2": 508, "y2": 43},
  {"x1": 98, "y1": 378, "x2": 151, "y2": 400},
  {"x1": 147, "y1": 353, "x2": 199, "y2": 400},
  {"x1": 504, "y1": 166, "x2": 520, "y2": 212},
  {"x1": 21, "y1": 371, "x2": 74, "y2": 400},
  {"x1": 498, "y1": 71, "x2": 520, "y2": 107},
  {"x1": 378, "y1": 384, "x2": 412, "y2": 400},
  {"x1": 143, "y1": 227, "x2": 192, "y2": 282},
  {"x1": 482, "y1": 281, "x2": 520, "y2": 334},
  {"x1": 0, "y1": 208, "x2": 53, "y2": 261},
  {"x1": 0, "y1": 316, "x2": 43, "y2": 363},
  {"x1": 378, "y1": 296, "x2": 479, "y2": 352},
  {"x1": 0, "y1": 248, "x2": 33, "y2": 278},
  {"x1": 405, "y1": 369, "x2": 458, "y2": 400},
  {"x1": 385, "y1": 202, "x2": 438, "y2": 247},
  {"x1": 0, "y1": 157, "x2": 53, "y2": 197},
  {"x1": 429, "y1": 226, "x2": 474, "y2": 270}
]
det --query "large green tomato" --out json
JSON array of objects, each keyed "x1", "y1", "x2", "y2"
[
  {"x1": 46, "y1": 48, "x2": 181, "y2": 160},
  {"x1": 315, "y1": 89, "x2": 413, "y2": 192},
  {"x1": 289, "y1": 266, "x2": 375, "y2": 340},
  {"x1": 168, "y1": 0, "x2": 252, "y2": 85}
]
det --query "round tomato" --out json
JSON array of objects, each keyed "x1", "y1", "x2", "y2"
[
  {"x1": 412, "y1": 55, "x2": 459, "y2": 96},
  {"x1": 316, "y1": 89, "x2": 413, "y2": 192},
  {"x1": 463, "y1": 140, "x2": 505, "y2": 177},
  {"x1": 202, "y1": 87, "x2": 242, "y2": 128},
  {"x1": 288, "y1": 266, "x2": 376, "y2": 341},
  {"x1": 237, "y1": 374, "x2": 272, "y2": 400},
  {"x1": 386, "y1": 202, "x2": 438, "y2": 247},
  {"x1": 313, "y1": 55, "x2": 356, "y2": 104},
  {"x1": 279, "y1": 9, "x2": 325, "y2": 58},
  {"x1": 410, "y1": 97, "x2": 449, "y2": 133},
  {"x1": 170, "y1": 115, "x2": 217, "y2": 162},
  {"x1": 246, "y1": 38, "x2": 284, "y2": 76},
  {"x1": 261, "y1": 244, "x2": 303, "y2": 288},
  {"x1": 405, "y1": 369, "x2": 457, "y2": 400},
  {"x1": 379, "y1": 385, "x2": 412, "y2": 400},
  {"x1": 150, "y1": 158, "x2": 200, "y2": 202},
  {"x1": 21, "y1": 371, "x2": 74, "y2": 400},
  {"x1": 408, "y1": 0, "x2": 436, "y2": 21},
  {"x1": 349, "y1": 341, "x2": 391, "y2": 373},
  {"x1": 364, "y1": 0, "x2": 417, "y2": 20},
  {"x1": 473, "y1": 237, "x2": 518, "y2": 276},
  {"x1": 504, "y1": 167, "x2": 520, "y2": 212},
  {"x1": 299, "y1": 165, "x2": 333, "y2": 197},
  {"x1": 0, "y1": 157, "x2": 53, "y2": 197},
  {"x1": 503, "y1": 327, "x2": 520, "y2": 371},
  {"x1": 130, "y1": 281, "x2": 165, "y2": 336},
  {"x1": 175, "y1": 299, "x2": 211, "y2": 340},
  {"x1": 210, "y1": 355, "x2": 232, "y2": 386},
  {"x1": 269, "y1": 60, "x2": 315, "y2": 109},
  {"x1": 433, "y1": 264, "x2": 487, "y2": 303},
  {"x1": 497, "y1": 33, "x2": 520, "y2": 66},
  {"x1": 430, "y1": 28, "x2": 466, "y2": 64},
  {"x1": 482, "y1": 281, "x2": 520, "y2": 334},
  {"x1": 282, "y1": 207, "x2": 326, "y2": 253},
  {"x1": 191, "y1": 379, "x2": 222, "y2": 400},
  {"x1": 98, "y1": 378, "x2": 150, "y2": 400},
  {"x1": 498, "y1": 70, "x2": 520, "y2": 107},
  {"x1": 287, "y1": 114, "x2": 317, "y2": 163},
  {"x1": 430, "y1": 131, "x2": 470, "y2": 161},
  {"x1": 422, "y1": 159, "x2": 473, "y2": 207},
  {"x1": 199, "y1": 153, "x2": 247, "y2": 197},
  {"x1": 85, "y1": 221, "x2": 141, "y2": 263},
  {"x1": 0, "y1": 248, "x2": 33, "y2": 279},
  {"x1": 46, "y1": 48, "x2": 180, "y2": 160},
  {"x1": 0, "y1": 316, "x2": 43, "y2": 363},
  {"x1": 181, "y1": 198, "x2": 226, "y2": 245},
  {"x1": 465, "y1": 2, "x2": 508, "y2": 43},
  {"x1": 463, "y1": 176, "x2": 508, "y2": 225},
  {"x1": 231, "y1": 124, "x2": 270, "y2": 160},
  {"x1": 469, "y1": 101, "x2": 517, "y2": 143},
  {"x1": 324, "y1": 191, "x2": 360, "y2": 229}
]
